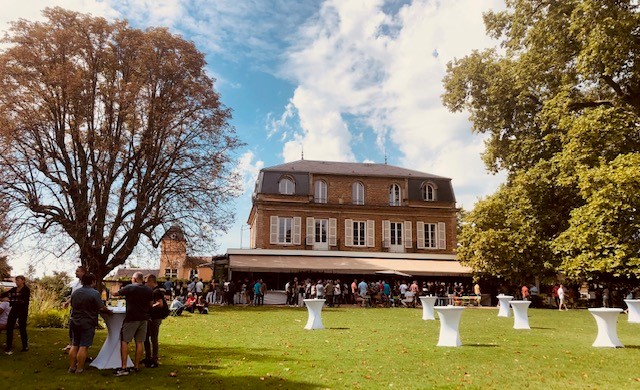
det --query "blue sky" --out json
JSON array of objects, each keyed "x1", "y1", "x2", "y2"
[{"x1": 2, "y1": 0, "x2": 506, "y2": 275}]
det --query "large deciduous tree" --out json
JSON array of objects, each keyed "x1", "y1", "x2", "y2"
[
  {"x1": 0, "y1": 8, "x2": 241, "y2": 283},
  {"x1": 443, "y1": 0, "x2": 640, "y2": 282}
]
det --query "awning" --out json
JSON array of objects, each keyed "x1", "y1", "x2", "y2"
[{"x1": 229, "y1": 254, "x2": 471, "y2": 277}]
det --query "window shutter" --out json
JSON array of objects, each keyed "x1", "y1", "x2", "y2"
[
  {"x1": 306, "y1": 217, "x2": 314, "y2": 245},
  {"x1": 438, "y1": 222, "x2": 446, "y2": 249},
  {"x1": 344, "y1": 219, "x2": 353, "y2": 247},
  {"x1": 404, "y1": 221, "x2": 412, "y2": 248},
  {"x1": 293, "y1": 217, "x2": 302, "y2": 245},
  {"x1": 329, "y1": 218, "x2": 337, "y2": 246},
  {"x1": 382, "y1": 220, "x2": 390, "y2": 248},
  {"x1": 366, "y1": 220, "x2": 375, "y2": 247},
  {"x1": 270, "y1": 216, "x2": 278, "y2": 244},
  {"x1": 417, "y1": 222, "x2": 425, "y2": 249}
]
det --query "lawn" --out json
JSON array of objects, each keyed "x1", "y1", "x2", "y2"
[{"x1": 1, "y1": 305, "x2": 639, "y2": 389}]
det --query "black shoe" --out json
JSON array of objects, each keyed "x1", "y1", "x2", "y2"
[
  {"x1": 131, "y1": 367, "x2": 140, "y2": 373},
  {"x1": 148, "y1": 361, "x2": 158, "y2": 368},
  {"x1": 20, "y1": 347, "x2": 28, "y2": 352},
  {"x1": 114, "y1": 368, "x2": 129, "y2": 376}
]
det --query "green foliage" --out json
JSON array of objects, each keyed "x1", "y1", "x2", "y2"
[
  {"x1": 443, "y1": 0, "x2": 640, "y2": 282},
  {"x1": 0, "y1": 255, "x2": 11, "y2": 279},
  {"x1": 29, "y1": 309, "x2": 68, "y2": 328},
  {"x1": 28, "y1": 285, "x2": 63, "y2": 322},
  {"x1": 34, "y1": 271, "x2": 71, "y2": 303},
  {"x1": 554, "y1": 153, "x2": 640, "y2": 280}
]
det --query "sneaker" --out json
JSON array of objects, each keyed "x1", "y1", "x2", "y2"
[
  {"x1": 68, "y1": 367, "x2": 76, "y2": 374},
  {"x1": 75, "y1": 368, "x2": 84, "y2": 374},
  {"x1": 21, "y1": 347, "x2": 29, "y2": 352},
  {"x1": 148, "y1": 361, "x2": 158, "y2": 368},
  {"x1": 131, "y1": 367, "x2": 140, "y2": 373},
  {"x1": 114, "y1": 368, "x2": 129, "y2": 376},
  {"x1": 4, "y1": 350, "x2": 13, "y2": 355}
]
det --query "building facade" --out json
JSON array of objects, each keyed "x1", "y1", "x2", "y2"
[{"x1": 228, "y1": 160, "x2": 469, "y2": 281}]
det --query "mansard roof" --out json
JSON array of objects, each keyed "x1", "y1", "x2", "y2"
[{"x1": 262, "y1": 160, "x2": 449, "y2": 179}]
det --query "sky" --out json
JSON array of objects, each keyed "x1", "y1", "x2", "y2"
[{"x1": 2, "y1": 0, "x2": 507, "y2": 276}]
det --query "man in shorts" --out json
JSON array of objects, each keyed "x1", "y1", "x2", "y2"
[
  {"x1": 68, "y1": 273, "x2": 111, "y2": 374},
  {"x1": 113, "y1": 272, "x2": 152, "y2": 376}
]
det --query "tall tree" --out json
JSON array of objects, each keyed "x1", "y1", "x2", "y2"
[
  {"x1": 443, "y1": 0, "x2": 640, "y2": 282},
  {"x1": 0, "y1": 8, "x2": 241, "y2": 283}
]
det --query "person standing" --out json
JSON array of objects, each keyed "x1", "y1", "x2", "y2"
[
  {"x1": 113, "y1": 272, "x2": 153, "y2": 376},
  {"x1": 521, "y1": 284, "x2": 530, "y2": 301},
  {"x1": 68, "y1": 273, "x2": 112, "y2": 374},
  {"x1": 253, "y1": 280, "x2": 262, "y2": 306},
  {"x1": 64, "y1": 266, "x2": 87, "y2": 352},
  {"x1": 2, "y1": 275, "x2": 30, "y2": 354},
  {"x1": 558, "y1": 284, "x2": 568, "y2": 311},
  {"x1": 259, "y1": 279, "x2": 267, "y2": 305},
  {"x1": 316, "y1": 280, "x2": 325, "y2": 300},
  {"x1": 195, "y1": 278, "x2": 204, "y2": 298},
  {"x1": 144, "y1": 274, "x2": 167, "y2": 368}
]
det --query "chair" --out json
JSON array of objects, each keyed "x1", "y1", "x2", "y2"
[{"x1": 402, "y1": 292, "x2": 415, "y2": 308}]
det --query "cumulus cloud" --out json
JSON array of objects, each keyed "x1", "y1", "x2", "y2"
[{"x1": 277, "y1": 0, "x2": 506, "y2": 208}]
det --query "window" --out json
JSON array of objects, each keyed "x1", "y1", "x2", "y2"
[
  {"x1": 270, "y1": 216, "x2": 301, "y2": 245},
  {"x1": 352, "y1": 182, "x2": 365, "y2": 205},
  {"x1": 164, "y1": 268, "x2": 178, "y2": 279},
  {"x1": 417, "y1": 221, "x2": 446, "y2": 249},
  {"x1": 352, "y1": 221, "x2": 366, "y2": 246},
  {"x1": 314, "y1": 180, "x2": 327, "y2": 203},
  {"x1": 278, "y1": 217, "x2": 293, "y2": 243},
  {"x1": 189, "y1": 269, "x2": 198, "y2": 280},
  {"x1": 279, "y1": 176, "x2": 295, "y2": 195},
  {"x1": 315, "y1": 219, "x2": 328, "y2": 243},
  {"x1": 424, "y1": 223, "x2": 437, "y2": 248},
  {"x1": 390, "y1": 222, "x2": 403, "y2": 245},
  {"x1": 389, "y1": 183, "x2": 401, "y2": 206},
  {"x1": 422, "y1": 182, "x2": 437, "y2": 201}
]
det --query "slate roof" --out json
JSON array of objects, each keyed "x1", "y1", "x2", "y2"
[{"x1": 262, "y1": 160, "x2": 449, "y2": 179}]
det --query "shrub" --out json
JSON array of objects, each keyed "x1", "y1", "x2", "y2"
[
  {"x1": 30, "y1": 309, "x2": 68, "y2": 328},
  {"x1": 29, "y1": 286, "x2": 65, "y2": 326}
]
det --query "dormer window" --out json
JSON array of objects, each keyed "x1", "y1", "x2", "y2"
[
  {"x1": 314, "y1": 180, "x2": 327, "y2": 203},
  {"x1": 389, "y1": 183, "x2": 401, "y2": 206},
  {"x1": 422, "y1": 182, "x2": 437, "y2": 201},
  {"x1": 279, "y1": 176, "x2": 295, "y2": 195},
  {"x1": 352, "y1": 182, "x2": 365, "y2": 205}
]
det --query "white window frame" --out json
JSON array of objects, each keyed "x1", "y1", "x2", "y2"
[
  {"x1": 417, "y1": 221, "x2": 446, "y2": 249},
  {"x1": 352, "y1": 220, "x2": 366, "y2": 246},
  {"x1": 314, "y1": 180, "x2": 327, "y2": 203},
  {"x1": 279, "y1": 176, "x2": 295, "y2": 195},
  {"x1": 389, "y1": 183, "x2": 401, "y2": 206},
  {"x1": 165, "y1": 268, "x2": 178, "y2": 279},
  {"x1": 422, "y1": 182, "x2": 437, "y2": 201},
  {"x1": 270, "y1": 216, "x2": 301, "y2": 245},
  {"x1": 352, "y1": 182, "x2": 365, "y2": 205}
]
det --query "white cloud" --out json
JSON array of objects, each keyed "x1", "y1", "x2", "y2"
[
  {"x1": 235, "y1": 151, "x2": 264, "y2": 193},
  {"x1": 278, "y1": 0, "x2": 506, "y2": 207}
]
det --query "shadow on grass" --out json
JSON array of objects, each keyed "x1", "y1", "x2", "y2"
[
  {"x1": 326, "y1": 327, "x2": 350, "y2": 330},
  {"x1": 530, "y1": 327, "x2": 555, "y2": 330},
  {"x1": 465, "y1": 344, "x2": 499, "y2": 348}
]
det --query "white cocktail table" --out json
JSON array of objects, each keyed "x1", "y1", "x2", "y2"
[
  {"x1": 303, "y1": 299, "x2": 326, "y2": 330},
  {"x1": 588, "y1": 308, "x2": 624, "y2": 348},
  {"x1": 624, "y1": 299, "x2": 640, "y2": 323},
  {"x1": 434, "y1": 306, "x2": 464, "y2": 347},
  {"x1": 90, "y1": 307, "x2": 134, "y2": 369},
  {"x1": 497, "y1": 295, "x2": 514, "y2": 317},
  {"x1": 419, "y1": 296, "x2": 437, "y2": 320},
  {"x1": 509, "y1": 300, "x2": 531, "y2": 329}
]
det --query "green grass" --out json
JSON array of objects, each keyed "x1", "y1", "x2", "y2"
[{"x1": 2, "y1": 306, "x2": 640, "y2": 389}]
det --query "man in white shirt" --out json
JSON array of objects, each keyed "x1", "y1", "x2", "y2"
[
  {"x1": 399, "y1": 281, "x2": 408, "y2": 297},
  {"x1": 195, "y1": 278, "x2": 204, "y2": 297}
]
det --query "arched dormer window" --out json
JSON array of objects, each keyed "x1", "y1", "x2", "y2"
[
  {"x1": 279, "y1": 176, "x2": 295, "y2": 195},
  {"x1": 389, "y1": 183, "x2": 401, "y2": 206},
  {"x1": 352, "y1": 182, "x2": 365, "y2": 205},
  {"x1": 314, "y1": 180, "x2": 327, "y2": 203},
  {"x1": 421, "y1": 182, "x2": 437, "y2": 201}
]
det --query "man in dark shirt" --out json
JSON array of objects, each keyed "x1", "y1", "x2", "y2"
[
  {"x1": 143, "y1": 274, "x2": 166, "y2": 368},
  {"x1": 2, "y1": 275, "x2": 30, "y2": 354},
  {"x1": 113, "y1": 272, "x2": 152, "y2": 376},
  {"x1": 68, "y1": 273, "x2": 111, "y2": 373}
]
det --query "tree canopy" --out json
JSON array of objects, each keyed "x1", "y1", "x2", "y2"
[
  {"x1": 0, "y1": 8, "x2": 241, "y2": 282},
  {"x1": 443, "y1": 0, "x2": 640, "y2": 283}
]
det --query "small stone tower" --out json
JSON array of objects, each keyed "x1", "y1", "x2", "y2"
[{"x1": 159, "y1": 225, "x2": 187, "y2": 279}]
